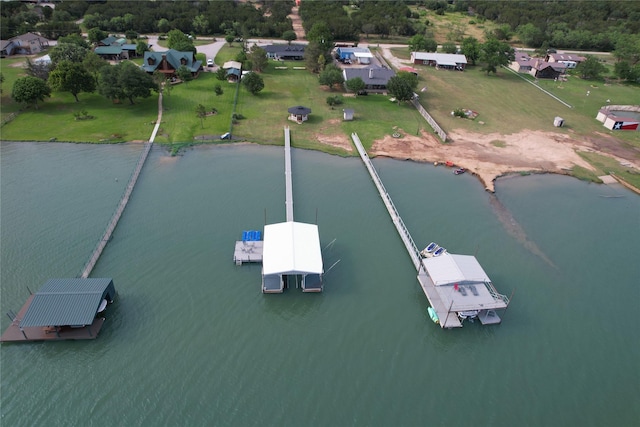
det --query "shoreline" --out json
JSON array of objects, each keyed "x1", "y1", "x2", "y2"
[{"x1": 3, "y1": 130, "x2": 638, "y2": 193}]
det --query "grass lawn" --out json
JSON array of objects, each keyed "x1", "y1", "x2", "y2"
[
  {"x1": 1, "y1": 57, "x2": 158, "y2": 142},
  {"x1": 412, "y1": 64, "x2": 639, "y2": 148},
  {"x1": 155, "y1": 62, "x2": 423, "y2": 155}
]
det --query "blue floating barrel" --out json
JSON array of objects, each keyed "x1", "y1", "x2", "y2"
[
  {"x1": 255, "y1": 230, "x2": 261, "y2": 241},
  {"x1": 242, "y1": 231, "x2": 249, "y2": 241}
]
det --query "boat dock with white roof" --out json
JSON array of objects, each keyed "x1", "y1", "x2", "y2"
[
  {"x1": 350, "y1": 133, "x2": 509, "y2": 328},
  {"x1": 233, "y1": 127, "x2": 324, "y2": 292}
]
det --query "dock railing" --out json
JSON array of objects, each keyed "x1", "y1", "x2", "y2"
[
  {"x1": 79, "y1": 142, "x2": 153, "y2": 278},
  {"x1": 485, "y1": 281, "x2": 510, "y2": 305},
  {"x1": 351, "y1": 133, "x2": 422, "y2": 270}
]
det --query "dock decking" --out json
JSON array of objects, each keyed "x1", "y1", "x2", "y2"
[
  {"x1": 284, "y1": 126, "x2": 294, "y2": 222},
  {"x1": 1, "y1": 294, "x2": 105, "y2": 342},
  {"x1": 350, "y1": 133, "x2": 507, "y2": 328}
]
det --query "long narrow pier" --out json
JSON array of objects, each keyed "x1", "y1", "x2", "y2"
[
  {"x1": 350, "y1": 133, "x2": 421, "y2": 270},
  {"x1": 284, "y1": 126, "x2": 294, "y2": 222},
  {"x1": 351, "y1": 133, "x2": 464, "y2": 327},
  {"x1": 80, "y1": 142, "x2": 152, "y2": 278},
  {"x1": 80, "y1": 92, "x2": 165, "y2": 278}
]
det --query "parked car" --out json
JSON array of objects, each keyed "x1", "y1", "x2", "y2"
[{"x1": 207, "y1": 59, "x2": 214, "y2": 67}]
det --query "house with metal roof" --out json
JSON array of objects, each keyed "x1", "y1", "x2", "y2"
[
  {"x1": 342, "y1": 67, "x2": 396, "y2": 92},
  {"x1": 1, "y1": 278, "x2": 116, "y2": 342},
  {"x1": 141, "y1": 49, "x2": 202, "y2": 78},
  {"x1": 264, "y1": 44, "x2": 305, "y2": 60},
  {"x1": 335, "y1": 47, "x2": 373, "y2": 64},
  {"x1": 410, "y1": 52, "x2": 467, "y2": 70}
]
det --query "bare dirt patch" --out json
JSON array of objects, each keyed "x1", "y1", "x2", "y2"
[
  {"x1": 368, "y1": 128, "x2": 639, "y2": 192},
  {"x1": 315, "y1": 120, "x2": 353, "y2": 152}
]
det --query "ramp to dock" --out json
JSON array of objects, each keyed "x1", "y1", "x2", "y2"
[
  {"x1": 284, "y1": 126, "x2": 294, "y2": 222},
  {"x1": 350, "y1": 133, "x2": 421, "y2": 270},
  {"x1": 79, "y1": 93, "x2": 165, "y2": 278},
  {"x1": 351, "y1": 133, "x2": 463, "y2": 327},
  {"x1": 80, "y1": 142, "x2": 152, "y2": 278}
]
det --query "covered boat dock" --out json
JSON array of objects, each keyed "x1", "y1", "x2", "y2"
[
  {"x1": 1, "y1": 278, "x2": 116, "y2": 342},
  {"x1": 261, "y1": 127, "x2": 323, "y2": 293},
  {"x1": 418, "y1": 253, "x2": 508, "y2": 327}
]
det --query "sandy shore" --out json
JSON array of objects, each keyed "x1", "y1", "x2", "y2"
[{"x1": 313, "y1": 127, "x2": 639, "y2": 192}]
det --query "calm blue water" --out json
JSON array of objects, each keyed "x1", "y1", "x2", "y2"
[{"x1": 1, "y1": 142, "x2": 638, "y2": 426}]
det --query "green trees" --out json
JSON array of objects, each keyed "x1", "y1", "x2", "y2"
[
  {"x1": 304, "y1": 42, "x2": 327, "y2": 74},
  {"x1": 613, "y1": 34, "x2": 640, "y2": 82},
  {"x1": 167, "y1": 29, "x2": 196, "y2": 53},
  {"x1": 248, "y1": 45, "x2": 268, "y2": 73},
  {"x1": 409, "y1": 35, "x2": 438, "y2": 53},
  {"x1": 283, "y1": 30, "x2": 297, "y2": 45},
  {"x1": 50, "y1": 43, "x2": 89, "y2": 64},
  {"x1": 87, "y1": 28, "x2": 108, "y2": 44},
  {"x1": 345, "y1": 77, "x2": 366, "y2": 95},
  {"x1": 195, "y1": 104, "x2": 207, "y2": 128},
  {"x1": 575, "y1": 56, "x2": 607, "y2": 80},
  {"x1": 461, "y1": 37, "x2": 481, "y2": 66},
  {"x1": 136, "y1": 41, "x2": 150, "y2": 57},
  {"x1": 318, "y1": 65, "x2": 344, "y2": 90},
  {"x1": 98, "y1": 61, "x2": 157, "y2": 104},
  {"x1": 242, "y1": 72, "x2": 264, "y2": 95},
  {"x1": 441, "y1": 42, "x2": 457, "y2": 54},
  {"x1": 12, "y1": 76, "x2": 51, "y2": 109},
  {"x1": 48, "y1": 60, "x2": 96, "y2": 102},
  {"x1": 175, "y1": 65, "x2": 193, "y2": 84},
  {"x1": 214, "y1": 84, "x2": 223, "y2": 96},
  {"x1": 479, "y1": 38, "x2": 514, "y2": 75},
  {"x1": 386, "y1": 76, "x2": 414, "y2": 104},
  {"x1": 215, "y1": 68, "x2": 228, "y2": 81}
]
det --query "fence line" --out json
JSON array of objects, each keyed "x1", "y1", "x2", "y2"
[
  {"x1": 411, "y1": 97, "x2": 448, "y2": 142},
  {"x1": 502, "y1": 65, "x2": 573, "y2": 108}
]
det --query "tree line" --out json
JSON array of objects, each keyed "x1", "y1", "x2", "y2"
[{"x1": 1, "y1": 0, "x2": 295, "y2": 40}]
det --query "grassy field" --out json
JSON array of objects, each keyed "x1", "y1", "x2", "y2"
[
  {"x1": 1, "y1": 45, "x2": 638, "y2": 187},
  {"x1": 403, "y1": 56, "x2": 639, "y2": 149},
  {"x1": 0, "y1": 58, "x2": 158, "y2": 142}
]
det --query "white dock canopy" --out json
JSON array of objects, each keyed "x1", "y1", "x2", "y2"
[
  {"x1": 422, "y1": 253, "x2": 490, "y2": 286},
  {"x1": 262, "y1": 222, "x2": 323, "y2": 276}
]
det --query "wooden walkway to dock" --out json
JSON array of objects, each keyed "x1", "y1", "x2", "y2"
[
  {"x1": 284, "y1": 126, "x2": 294, "y2": 222},
  {"x1": 350, "y1": 133, "x2": 462, "y2": 328},
  {"x1": 79, "y1": 93, "x2": 165, "y2": 278},
  {"x1": 350, "y1": 133, "x2": 422, "y2": 270}
]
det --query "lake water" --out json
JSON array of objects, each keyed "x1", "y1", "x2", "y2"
[{"x1": 1, "y1": 142, "x2": 638, "y2": 426}]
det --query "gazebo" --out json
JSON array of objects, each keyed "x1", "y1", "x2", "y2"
[{"x1": 288, "y1": 106, "x2": 311, "y2": 124}]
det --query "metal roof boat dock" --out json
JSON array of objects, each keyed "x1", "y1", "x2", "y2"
[
  {"x1": 350, "y1": 133, "x2": 509, "y2": 328},
  {"x1": 1, "y1": 278, "x2": 116, "y2": 342}
]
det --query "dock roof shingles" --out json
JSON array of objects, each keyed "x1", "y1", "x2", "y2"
[{"x1": 19, "y1": 278, "x2": 114, "y2": 328}]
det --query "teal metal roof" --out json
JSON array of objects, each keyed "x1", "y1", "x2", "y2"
[
  {"x1": 95, "y1": 46, "x2": 124, "y2": 55},
  {"x1": 142, "y1": 49, "x2": 200, "y2": 73},
  {"x1": 19, "y1": 278, "x2": 115, "y2": 328}
]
